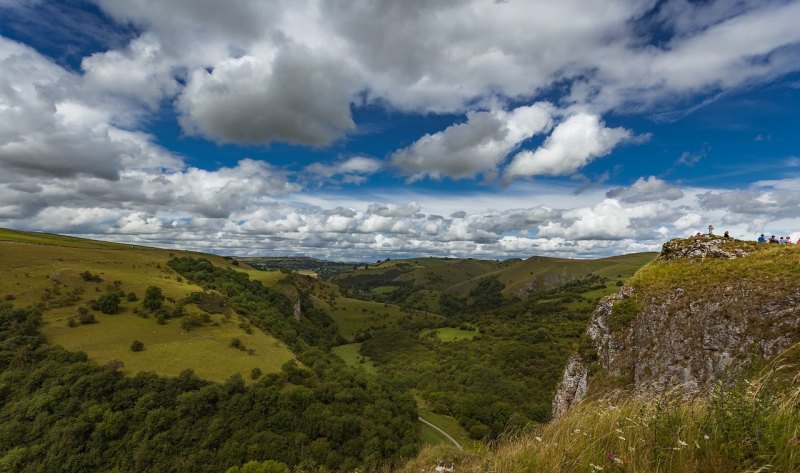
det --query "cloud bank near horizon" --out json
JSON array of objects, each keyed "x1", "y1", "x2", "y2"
[{"x1": 1, "y1": 0, "x2": 800, "y2": 259}]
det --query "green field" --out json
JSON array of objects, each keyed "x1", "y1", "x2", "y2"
[
  {"x1": 234, "y1": 268, "x2": 287, "y2": 287},
  {"x1": 0, "y1": 228, "x2": 297, "y2": 383},
  {"x1": 43, "y1": 306, "x2": 295, "y2": 383},
  {"x1": 420, "y1": 327, "x2": 479, "y2": 342},
  {"x1": 331, "y1": 342, "x2": 378, "y2": 374}
]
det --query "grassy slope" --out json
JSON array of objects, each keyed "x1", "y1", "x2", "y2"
[
  {"x1": 447, "y1": 252, "x2": 657, "y2": 297},
  {"x1": 330, "y1": 342, "x2": 377, "y2": 374},
  {"x1": 0, "y1": 228, "x2": 296, "y2": 383}
]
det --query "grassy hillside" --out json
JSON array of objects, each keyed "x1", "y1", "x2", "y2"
[
  {"x1": 0, "y1": 228, "x2": 296, "y2": 382},
  {"x1": 448, "y1": 252, "x2": 657, "y2": 298},
  {"x1": 398, "y1": 347, "x2": 800, "y2": 473}
]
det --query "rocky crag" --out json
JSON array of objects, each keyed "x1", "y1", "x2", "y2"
[{"x1": 553, "y1": 235, "x2": 800, "y2": 418}]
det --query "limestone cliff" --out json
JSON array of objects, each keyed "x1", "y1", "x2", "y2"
[{"x1": 553, "y1": 236, "x2": 800, "y2": 417}]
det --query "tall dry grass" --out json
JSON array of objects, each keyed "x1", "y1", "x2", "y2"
[{"x1": 393, "y1": 347, "x2": 800, "y2": 473}]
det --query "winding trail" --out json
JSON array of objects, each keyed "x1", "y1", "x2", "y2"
[{"x1": 418, "y1": 417, "x2": 463, "y2": 450}]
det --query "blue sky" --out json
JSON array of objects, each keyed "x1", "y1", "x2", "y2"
[{"x1": 1, "y1": 0, "x2": 800, "y2": 260}]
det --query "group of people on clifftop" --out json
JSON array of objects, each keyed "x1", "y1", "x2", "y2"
[
  {"x1": 758, "y1": 234, "x2": 796, "y2": 244},
  {"x1": 689, "y1": 228, "x2": 797, "y2": 244}
]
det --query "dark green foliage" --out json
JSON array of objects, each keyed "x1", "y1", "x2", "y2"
[
  {"x1": 67, "y1": 317, "x2": 78, "y2": 327},
  {"x1": 131, "y1": 340, "x2": 144, "y2": 352},
  {"x1": 439, "y1": 293, "x2": 467, "y2": 316},
  {"x1": 96, "y1": 292, "x2": 120, "y2": 314},
  {"x1": 78, "y1": 311, "x2": 97, "y2": 325},
  {"x1": 0, "y1": 301, "x2": 419, "y2": 472},
  {"x1": 142, "y1": 286, "x2": 164, "y2": 311},
  {"x1": 186, "y1": 291, "x2": 228, "y2": 313},
  {"x1": 361, "y1": 275, "x2": 610, "y2": 438},
  {"x1": 230, "y1": 337, "x2": 243, "y2": 350},
  {"x1": 168, "y1": 257, "x2": 339, "y2": 352},
  {"x1": 80, "y1": 270, "x2": 102, "y2": 282},
  {"x1": 251, "y1": 367, "x2": 262, "y2": 380},
  {"x1": 126, "y1": 292, "x2": 138, "y2": 302},
  {"x1": 468, "y1": 276, "x2": 505, "y2": 311}
]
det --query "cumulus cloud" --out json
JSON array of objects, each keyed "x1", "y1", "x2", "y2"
[
  {"x1": 305, "y1": 156, "x2": 382, "y2": 185},
  {"x1": 74, "y1": 0, "x2": 800, "y2": 146},
  {"x1": 391, "y1": 103, "x2": 554, "y2": 181},
  {"x1": 82, "y1": 34, "x2": 180, "y2": 109},
  {"x1": 0, "y1": 37, "x2": 178, "y2": 181},
  {"x1": 505, "y1": 114, "x2": 633, "y2": 179},
  {"x1": 177, "y1": 45, "x2": 359, "y2": 146},
  {"x1": 606, "y1": 176, "x2": 684, "y2": 202}
]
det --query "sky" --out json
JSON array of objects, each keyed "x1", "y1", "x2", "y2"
[{"x1": 1, "y1": 0, "x2": 800, "y2": 261}]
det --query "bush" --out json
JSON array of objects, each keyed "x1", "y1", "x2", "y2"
[
  {"x1": 126, "y1": 292, "x2": 138, "y2": 302},
  {"x1": 130, "y1": 340, "x2": 144, "y2": 352},
  {"x1": 80, "y1": 270, "x2": 102, "y2": 282},
  {"x1": 67, "y1": 317, "x2": 78, "y2": 327},
  {"x1": 250, "y1": 367, "x2": 262, "y2": 380},
  {"x1": 142, "y1": 286, "x2": 164, "y2": 311},
  {"x1": 78, "y1": 312, "x2": 97, "y2": 325},
  {"x1": 97, "y1": 292, "x2": 121, "y2": 314},
  {"x1": 230, "y1": 337, "x2": 243, "y2": 350}
]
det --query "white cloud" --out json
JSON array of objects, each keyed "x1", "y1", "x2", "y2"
[
  {"x1": 177, "y1": 46, "x2": 359, "y2": 146},
  {"x1": 304, "y1": 156, "x2": 383, "y2": 185},
  {"x1": 606, "y1": 176, "x2": 684, "y2": 202},
  {"x1": 505, "y1": 114, "x2": 633, "y2": 179},
  {"x1": 391, "y1": 103, "x2": 554, "y2": 181}
]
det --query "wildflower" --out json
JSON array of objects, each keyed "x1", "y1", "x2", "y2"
[
  {"x1": 590, "y1": 463, "x2": 604, "y2": 471},
  {"x1": 614, "y1": 457, "x2": 624, "y2": 465},
  {"x1": 615, "y1": 428, "x2": 623, "y2": 434},
  {"x1": 677, "y1": 440, "x2": 688, "y2": 447},
  {"x1": 573, "y1": 428, "x2": 581, "y2": 434},
  {"x1": 618, "y1": 436, "x2": 626, "y2": 441},
  {"x1": 535, "y1": 436, "x2": 542, "y2": 442},
  {"x1": 703, "y1": 434, "x2": 710, "y2": 440}
]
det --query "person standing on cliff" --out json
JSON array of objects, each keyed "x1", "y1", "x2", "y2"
[
  {"x1": 708, "y1": 224, "x2": 714, "y2": 235},
  {"x1": 758, "y1": 234, "x2": 766, "y2": 243}
]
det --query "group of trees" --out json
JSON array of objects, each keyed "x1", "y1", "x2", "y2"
[
  {"x1": 0, "y1": 281, "x2": 420, "y2": 472},
  {"x1": 359, "y1": 275, "x2": 610, "y2": 439}
]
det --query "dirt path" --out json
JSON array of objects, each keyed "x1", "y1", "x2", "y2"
[{"x1": 418, "y1": 416, "x2": 463, "y2": 450}]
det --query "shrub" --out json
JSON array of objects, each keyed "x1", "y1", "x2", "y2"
[
  {"x1": 130, "y1": 340, "x2": 144, "y2": 352},
  {"x1": 126, "y1": 292, "x2": 138, "y2": 302},
  {"x1": 78, "y1": 312, "x2": 97, "y2": 324},
  {"x1": 230, "y1": 337, "x2": 243, "y2": 350},
  {"x1": 80, "y1": 270, "x2": 102, "y2": 282},
  {"x1": 142, "y1": 286, "x2": 164, "y2": 311},
  {"x1": 97, "y1": 292, "x2": 121, "y2": 314},
  {"x1": 250, "y1": 367, "x2": 262, "y2": 380},
  {"x1": 67, "y1": 317, "x2": 78, "y2": 328}
]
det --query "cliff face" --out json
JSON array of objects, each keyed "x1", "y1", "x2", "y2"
[{"x1": 553, "y1": 236, "x2": 800, "y2": 417}]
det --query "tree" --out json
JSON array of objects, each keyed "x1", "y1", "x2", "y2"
[
  {"x1": 97, "y1": 292, "x2": 120, "y2": 314},
  {"x1": 142, "y1": 286, "x2": 164, "y2": 311},
  {"x1": 130, "y1": 340, "x2": 144, "y2": 352}
]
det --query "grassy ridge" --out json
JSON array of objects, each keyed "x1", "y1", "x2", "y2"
[
  {"x1": 0, "y1": 228, "x2": 297, "y2": 382},
  {"x1": 448, "y1": 252, "x2": 657, "y2": 297}
]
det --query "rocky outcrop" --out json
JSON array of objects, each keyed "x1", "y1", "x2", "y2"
[
  {"x1": 553, "y1": 238, "x2": 800, "y2": 418},
  {"x1": 293, "y1": 299, "x2": 302, "y2": 321},
  {"x1": 658, "y1": 235, "x2": 757, "y2": 261}
]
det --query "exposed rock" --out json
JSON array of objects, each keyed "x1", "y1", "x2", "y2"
[
  {"x1": 551, "y1": 355, "x2": 588, "y2": 419},
  {"x1": 658, "y1": 235, "x2": 756, "y2": 261},
  {"x1": 293, "y1": 299, "x2": 302, "y2": 321},
  {"x1": 553, "y1": 238, "x2": 800, "y2": 418}
]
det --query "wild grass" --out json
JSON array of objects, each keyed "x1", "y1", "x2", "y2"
[
  {"x1": 395, "y1": 348, "x2": 800, "y2": 473},
  {"x1": 419, "y1": 327, "x2": 478, "y2": 342},
  {"x1": 331, "y1": 342, "x2": 378, "y2": 374}
]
